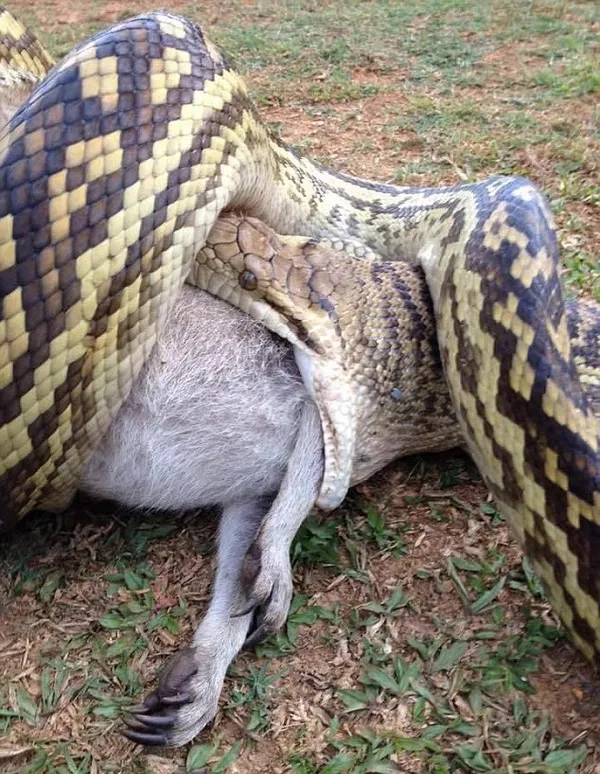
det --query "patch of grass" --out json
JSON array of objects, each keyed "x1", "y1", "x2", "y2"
[
  {"x1": 562, "y1": 248, "x2": 600, "y2": 302},
  {"x1": 347, "y1": 586, "x2": 411, "y2": 632},
  {"x1": 306, "y1": 609, "x2": 574, "y2": 773},
  {"x1": 186, "y1": 737, "x2": 242, "y2": 773},
  {"x1": 278, "y1": 481, "x2": 581, "y2": 773},
  {"x1": 8, "y1": 747, "x2": 95, "y2": 774},
  {"x1": 307, "y1": 78, "x2": 380, "y2": 105},
  {"x1": 535, "y1": 59, "x2": 600, "y2": 99},
  {"x1": 292, "y1": 514, "x2": 344, "y2": 570},
  {"x1": 255, "y1": 594, "x2": 337, "y2": 658},
  {"x1": 354, "y1": 506, "x2": 408, "y2": 557},
  {"x1": 226, "y1": 663, "x2": 283, "y2": 735}
]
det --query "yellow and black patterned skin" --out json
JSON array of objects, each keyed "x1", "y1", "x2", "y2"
[
  {"x1": 194, "y1": 214, "x2": 464, "y2": 497},
  {"x1": 421, "y1": 193, "x2": 599, "y2": 661},
  {"x1": 0, "y1": 7, "x2": 55, "y2": 127},
  {"x1": 567, "y1": 299, "x2": 600, "y2": 415},
  {"x1": 0, "y1": 13, "x2": 240, "y2": 523},
  {"x1": 0, "y1": 11, "x2": 598, "y2": 664},
  {"x1": 195, "y1": 210, "x2": 600, "y2": 663},
  {"x1": 0, "y1": 7, "x2": 55, "y2": 80}
]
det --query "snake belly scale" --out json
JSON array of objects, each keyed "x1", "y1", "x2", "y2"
[{"x1": 0, "y1": 10, "x2": 598, "y2": 663}]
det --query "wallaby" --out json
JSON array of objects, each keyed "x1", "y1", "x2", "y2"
[{"x1": 81, "y1": 288, "x2": 324, "y2": 746}]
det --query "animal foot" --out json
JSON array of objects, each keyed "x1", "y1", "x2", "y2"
[
  {"x1": 122, "y1": 645, "x2": 223, "y2": 747},
  {"x1": 237, "y1": 540, "x2": 293, "y2": 648}
]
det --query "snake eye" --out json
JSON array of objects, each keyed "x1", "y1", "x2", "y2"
[{"x1": 239, "y1": 270, "x2": 257, "y2": 290}]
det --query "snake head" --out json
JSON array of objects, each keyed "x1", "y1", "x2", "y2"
[{"x1": 190, "y1": 213, "x2": 357, "y2": 510}]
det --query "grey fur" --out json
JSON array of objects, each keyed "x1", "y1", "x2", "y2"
[
  {"x1": 82, "y1": 287, "x2": 313, "y2": 509},
  {"x1": 81, "y1": 287, "x2": 324, "y2": 745}
]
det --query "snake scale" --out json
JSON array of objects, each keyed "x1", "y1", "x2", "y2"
[{"x1": 0, "y1": 9, "x2": 598, "y2": 664}]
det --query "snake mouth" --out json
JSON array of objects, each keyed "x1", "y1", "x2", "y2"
[{"x1": 266, "y1": 298, "x2": 325, "y2": 355}]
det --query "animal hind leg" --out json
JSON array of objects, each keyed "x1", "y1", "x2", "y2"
[
  {"x1": 239, "y1": 400, "x2": 324, "y2": 649},
  {"x1": 122, "y1": 400, "x2": 323, "y2": 746},
  {"x1": 122, "y1": 496, "x2": 269, "y2": 746}
]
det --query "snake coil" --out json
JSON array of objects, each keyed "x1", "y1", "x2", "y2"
[{"x1": 0, "y1": 9, "x2": 598, "y2": 663}]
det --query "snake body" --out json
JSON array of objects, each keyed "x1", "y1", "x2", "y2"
[{"x1": 0, "y1": 10, "x2": 598, "y2": 663}]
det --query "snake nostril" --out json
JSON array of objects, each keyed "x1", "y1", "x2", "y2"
[{"x1": 239, "y1": 270, "x2": 257, "y2": 290}]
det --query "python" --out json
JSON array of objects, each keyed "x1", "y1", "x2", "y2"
[{"x1": 0, "y1": 7, "x2": 598, "y2": 747}]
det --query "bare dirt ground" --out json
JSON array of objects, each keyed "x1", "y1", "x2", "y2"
[{"x1": 1, "y1": 0, "x2": 599, "y2": 773}]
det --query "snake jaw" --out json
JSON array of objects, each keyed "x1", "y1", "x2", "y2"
[
  {"x1": 294, "y1": 346, "x2": 356, "y2": 510},
  {"x1": 192, "y1": 214, "x2": 359, "y2": 510}
]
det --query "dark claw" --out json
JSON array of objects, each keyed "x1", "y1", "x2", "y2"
[
  {"x1": 157, "y1": 647, "x2": 198, "y2": 696},
  {"x1": 126, "y1": 703, "x2": 151, "y2": 715},
  {"x1": 122, "y1": 728, "x2": 168, "y2": 746},
  {"x1": 125, "y1": 692, "x2": 162, "y2": 714},
  {"x1": 130, "y1": 712, "x2": 176, "y2": 729},
  {"x1": 140, "y1": 693, "x2": 162, "y2": 712},
  {"x1": 241, "y1": 585, "x2": 277, "y2": 649},
  {"x1": 243, "y1": 622, "x2": 272, "y2": 650},
  {"x1": 160, "y1": 691, "x2": 192, "y2": 707},
  {"x1": 123, "y1": 716, "x2": 149, "y2": 731},
  {"x1": 121, "y1": 648, "x2": 199, "y2": 746},
  {"x1": 123, "y1": 714, "x2": 168, "y2": 732},
  {"x1": 243, "y1": 594, "x2": 277, "y2": 649}
]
